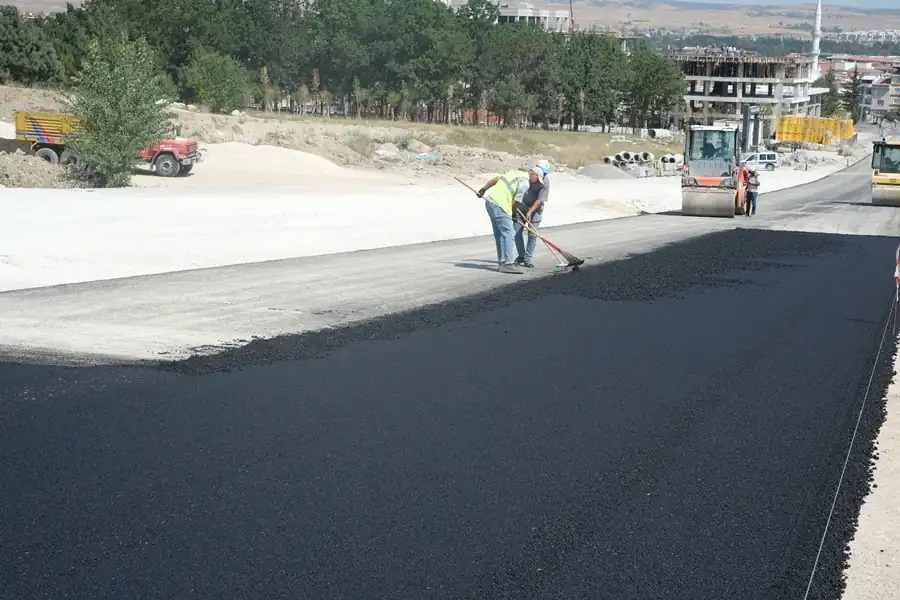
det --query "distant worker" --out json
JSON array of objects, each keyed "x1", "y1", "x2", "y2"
[
  {"x1": 476, "y1": 165, "x2": 546, "y2": 274},
  {"x1": 514, "y1": 159, "x2": 551, "y2": 268},
  {"x1": 745, "y1": 167, "x2": 760, "y2": 216}
]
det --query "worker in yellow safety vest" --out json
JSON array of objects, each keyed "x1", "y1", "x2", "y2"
[{"x1": 476, "y1": 165, "x2": 545, "y2": 274}]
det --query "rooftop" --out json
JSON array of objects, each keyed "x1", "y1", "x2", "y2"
[{"x1": 670, "y1": 46, "x2": 811, "y2": 64}]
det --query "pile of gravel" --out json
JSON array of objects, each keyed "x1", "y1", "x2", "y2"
[
  {"x1": 578, "y1": 162, "x2": 636, "y2": 180},
  {"x1": 0, "y1": 149, "x2": 73, "y2": 188}
]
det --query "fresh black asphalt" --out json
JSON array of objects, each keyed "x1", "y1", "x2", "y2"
[{"x1": 1, "y1": 227, "x2": 897, "y2": 600}]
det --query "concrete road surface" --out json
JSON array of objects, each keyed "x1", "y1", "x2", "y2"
[{"x1": 2, "y1": 158, "x2": 900, "y2": 599}]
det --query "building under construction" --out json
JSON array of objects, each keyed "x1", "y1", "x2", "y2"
[{"x1": 669, "y1": 47, "x2": 824, "y2": 128}]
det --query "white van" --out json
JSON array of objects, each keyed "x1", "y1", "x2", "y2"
[{"x1": 740, "y1": 151, "x2": 779, "y2": 171}]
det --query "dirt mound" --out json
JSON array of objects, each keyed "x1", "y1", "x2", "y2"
[
  {"x1": 0, "y1": 150, "x2": 72, "y2": 188},
  {"x1": 207, "y1": 141, "x2": 348, "y2": 176},
  {"x1": 0, "y1": 86, "x2": 63, "y2": 122},
  {"x1": 578, "y1": 163, "x2": 636, "y2": 180}
]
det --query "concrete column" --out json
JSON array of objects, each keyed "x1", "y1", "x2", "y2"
[
  {"x1": 704, "y1": 62, "x2": 712, "y2": 123},
  {"x1": 773, "y1": 64, "x2": 786, "y2": 117}
]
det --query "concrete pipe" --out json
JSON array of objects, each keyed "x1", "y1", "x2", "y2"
[
  {"x1": 603, "y1": 156, "x2": 612, "y2": 164},
  {"x1": 674, "y1": 153, "x2": 684, "y2": 164},
  {"x1": 615, "y1": 153, "x2": 624, "y2": 162},
  {"x1": 662, "y1": 154, "x2": 674, "y2": 164},
  {"x1": 641, "y1": 152, "x2": 654, "y2": 162},
  {"x1": 622, "y1": 151, "x2": 633, "y2": 161},
  {"x1": 648, "y1": 129, "x2": 673, "y2": 140}
]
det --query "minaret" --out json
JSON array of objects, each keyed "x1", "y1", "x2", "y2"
[{"x1": 810, "y1": 0, "x2": 822, "y2": 81}]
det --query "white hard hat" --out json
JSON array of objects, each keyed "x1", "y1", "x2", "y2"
[
  {"x1": 537, "y1": 159, "x2": 550, "y2": 173},
  {"x1": 530, "y1": 165, "x2": 545, "y2": 184}
]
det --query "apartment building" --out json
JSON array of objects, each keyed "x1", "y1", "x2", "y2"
[{"x1": 495, "y1": 2, "x2": 572, "y2": 33}]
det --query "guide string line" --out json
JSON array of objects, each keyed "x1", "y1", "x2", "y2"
[{"x1": 801, "y1": 252, "x2": 899, "y2": 600}]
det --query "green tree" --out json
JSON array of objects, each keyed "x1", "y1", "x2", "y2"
[
  {"x1": 560, "y1": 32, "x2": 626, "y2": 130},
  {"x1": 486, "y1": 73, "x2": 532, "y2": 125},
  {"x1": 183, "y1": 48, "x2": 250, "y2": 113},
  {"x1": 624, "y1": 42, "x2": 685, "y2": 130},
  {"x1": 36, "y1": 2, "x2": 127, "y2": 83},
  {"x1": 883, "y1": 110, "x2": 899, "y2": 127},
  {"x1": 814, "y1": 71, "x2": 841, "y2": 117},
  {"x1": 457, "y1": 0, "x2": 501, "y2": 113},
  {"x1": 841, "y1": 66, "x2": 865, "y2": 123},
  {"x1": 0, "y1": 6, "x2": 62, "y2": 85},
  {"x1": 62, "y1": 35, "x2": 175, "y2": 187}
]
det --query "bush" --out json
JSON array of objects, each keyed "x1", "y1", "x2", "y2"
[
  {"x1": 183, "y1": 49, "x2": 250, "y2": 114},
  {"x1": 62, "y1": 35, "x2": 174, "y2": 187}
]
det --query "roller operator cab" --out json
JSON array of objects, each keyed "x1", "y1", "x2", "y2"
[
  {"x1": 681, "y1": 125, "x2": 748, "y2": 218},
  {"x1": 871, "y1": 139, "x2": 900, "y2": 207}
]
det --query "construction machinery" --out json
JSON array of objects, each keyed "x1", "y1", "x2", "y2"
[
  {"x1": 681, "y1": 123, "x2": 749, "y2": 217},
  {"x1": 871, "y1": 137, "x2": 900, "y2": 206}
]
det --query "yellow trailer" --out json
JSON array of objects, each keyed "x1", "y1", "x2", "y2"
[
  {"x1": 15, "y1": 110, "x2": 82, "y2": 166},
  {"x1": 871, "y1": 138, "x2": 900, "y2": 207}
]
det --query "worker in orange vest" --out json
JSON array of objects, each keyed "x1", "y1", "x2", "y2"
[
  {"x1": 735, "y1": 164, "x2": 751, "y2": 214},
  {"x1": 745, "y1": 168, "x2": 760, "y2": 216}
]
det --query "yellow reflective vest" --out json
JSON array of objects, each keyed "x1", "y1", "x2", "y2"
[{"x1": 486, "y1": 169, "x2": 528, "y2": 216}]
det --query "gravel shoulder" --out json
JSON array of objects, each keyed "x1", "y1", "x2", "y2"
[{"x1": 842, "y1": 342, "x2": 900, "y2": 600}]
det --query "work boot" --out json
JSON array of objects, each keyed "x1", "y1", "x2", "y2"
[{"x1": 498, "y1": 263, "x2": 523, "y2": 274}]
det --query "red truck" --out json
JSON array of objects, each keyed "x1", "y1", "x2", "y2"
[{"x1": 15, "y1": 110, "x2": 205, "y2": 177}]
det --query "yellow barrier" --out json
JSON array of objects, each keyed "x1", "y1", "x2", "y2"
[{"x1": 775, "y1": 116, "x2": 855, "y2": 145}]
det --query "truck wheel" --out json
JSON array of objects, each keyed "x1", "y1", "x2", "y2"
[
  {"x1": 35, "y1": 148, "x2": 59, "y2": 164},
  {"x1": 154, "y1": 153, "x2": 180, "y2": 177},
  {"x1": 59, "y1": 150, "x2": 79, "y2": 168},
  {"x1": 178, "y1": 164, "x2": 193, "y2": 175},
  {"x1": 765, "y1": 163, "x2": 775, "y2": 171}
]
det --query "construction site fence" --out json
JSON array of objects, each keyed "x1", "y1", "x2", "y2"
[{"x1": 775, "y1": 116, "x2": 856, "y2": 146}]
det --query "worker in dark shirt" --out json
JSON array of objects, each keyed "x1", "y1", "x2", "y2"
[{"x1": 514, "y1": 159, "x2": 550, "y2": 268}]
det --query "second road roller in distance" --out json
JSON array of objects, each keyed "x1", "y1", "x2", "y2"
[{"x1": 871, "y1": 137, "x2": 900, "y2": 207}]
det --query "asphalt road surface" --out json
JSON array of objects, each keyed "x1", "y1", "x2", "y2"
[{"x1": 2, "y1": 159, "x2": 900, "y2": 599}]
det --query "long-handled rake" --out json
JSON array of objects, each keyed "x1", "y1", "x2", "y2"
[
  {"x1": 514, "y1": 208, "x2": 584, "y2": 272},
  {"x1": 454, "y1": 175, "x2": 585, "y2": 273}
]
